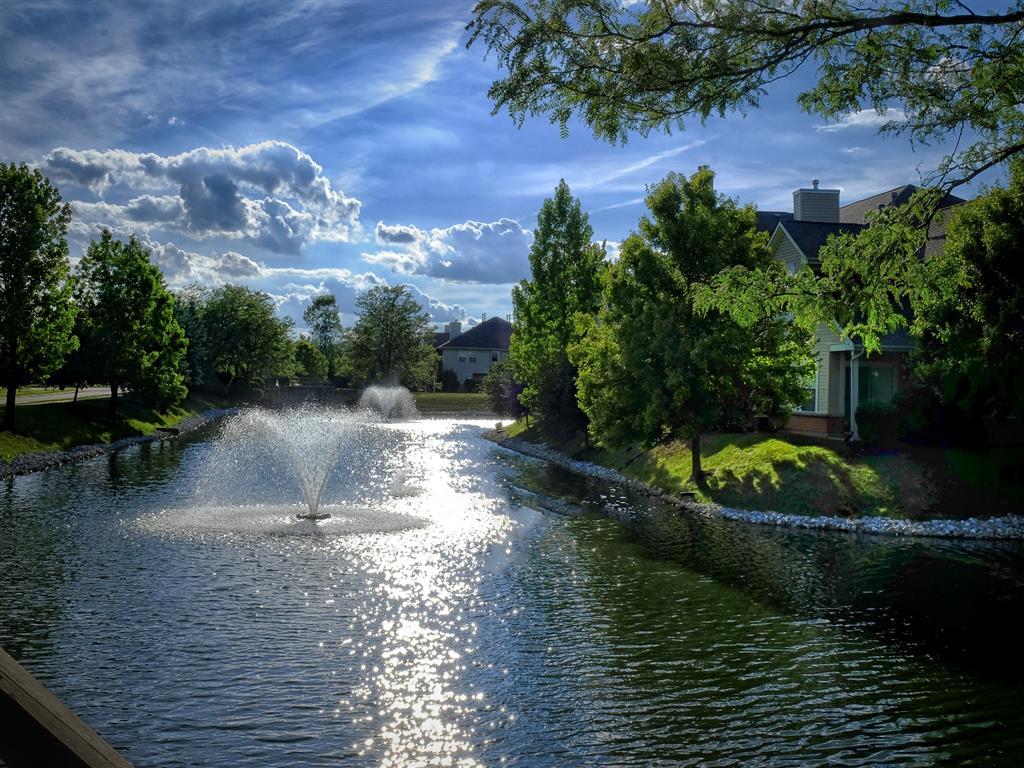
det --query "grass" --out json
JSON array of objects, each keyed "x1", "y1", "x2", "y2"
[
  {"x1": 501, "y1": 419, "x2": 948, "y2": 519},
  {"x1": 0, "y1": 392, "x2": 229, "y2": 463},
  {"x1": 414, "y1": 392, "x2": 495, "y2": 413},
  {"x1": 0, "y1": 386, "x2": 71, "y2": 397}
]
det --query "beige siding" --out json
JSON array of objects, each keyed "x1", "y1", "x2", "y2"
[
  {"x1": 811, "y1": 323, "x2": 844, "y2": 415},
  {"x1": 793, "y1": 189, "x2": 840, "y2": 222},
  {"x1": 773, "y1": 236, "x2": 805, "y2": 274}
]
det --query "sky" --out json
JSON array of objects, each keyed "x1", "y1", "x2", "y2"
[{"x1": 0, "y1": 0, "x2": 1004, "y2": 332}]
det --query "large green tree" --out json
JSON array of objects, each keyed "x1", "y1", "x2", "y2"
[
  {"x1": 0, "y1": 164, "x2": 77, "y2": 430},
  {"x1": 302, "y1": 293, "x2": 344, "y2": 379},
  {"x1": 75, "y1": 231, "x2": 188, "y2": 412},
  {"x1": 912, "y1": 159, "x2": 1024, "y2": 422},
  {"x1": 469, "y1": 0, "x2": 1024, "y2": 188},
  {"x1": 295, "y1": 337, "x2": 329, "y2": 382},
  {"x1": 509, "y1": 179, "x2": 605, "y2": 440},
  {"x1": 202, "y1": 284, "x2": 295, "y2": 396},
  {"x1": 343, "y1": 285, "x2": 436, "y2": 388},
  {"x1": 570, "y1": 168, "x2": 812, "y2": 480}
]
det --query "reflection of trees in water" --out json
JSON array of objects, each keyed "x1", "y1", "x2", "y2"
[
  {"x1": 510, "y1": 460, "x2": 1024, "y2": 682},
  {"x1": 0, "y1": 477, "x2": 68, "y2": 662}
]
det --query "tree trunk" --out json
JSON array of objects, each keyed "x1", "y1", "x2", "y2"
[
  {"x1": 690, "y1": 433, "x2": 705, "y2": 486},
  {"x1": 73, "y1": 384, "x2": 79, "y2": 404},
  {"x1": 3, "y1": 381, "x2": 15, "y2": 432},
  {"x1": 109, "y1": 382, "x2": 119, "y2": 414}
]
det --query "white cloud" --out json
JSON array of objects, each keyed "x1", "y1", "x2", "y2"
[
  {"x1": 43, "y1": 141, "x2": 361, "y2": 254},
  {"x1": 364, "y1": 217, "x2": 532, "y2": 284},
  {"x1": 815, "y1": 108, "x2": 908, "y2": 133},
  {"x1": 841, "y1": 146, "x2": 872, "y2": 155}
]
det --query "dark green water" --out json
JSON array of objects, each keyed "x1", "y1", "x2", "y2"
[{"x1": 1, "y1": 417, "x2": 1021, "y2": 766}]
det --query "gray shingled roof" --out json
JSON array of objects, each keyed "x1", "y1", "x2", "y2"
[
  {"x1": 437, "y1": 316, "x2": 513, "y2": 351},
  {"x1": 777, "y1": 220, "x2": 864, "y2": 264},
  {"x1": 755, "y1": 210, "x2": 793, "y2": 233}
]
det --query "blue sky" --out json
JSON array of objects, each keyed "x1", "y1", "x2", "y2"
[{"x1": 0, "y1": 0, "x2": 1002, "y2": 331}]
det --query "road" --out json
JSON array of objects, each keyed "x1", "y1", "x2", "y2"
[{"x1": 7, "y1": 387, "x2": 112, "y2": 406}]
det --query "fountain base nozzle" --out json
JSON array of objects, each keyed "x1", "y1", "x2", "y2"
[{"x1": 296, "y1": 513, "x2": 331, "y2": 521}]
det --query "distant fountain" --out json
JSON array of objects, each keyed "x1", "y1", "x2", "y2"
[
  {"x1": 222, "y1": 405, "x2": 357, "y2": 520},
  {"x1": 358, "y1": 385, "x2": 418, "y2": 421}
]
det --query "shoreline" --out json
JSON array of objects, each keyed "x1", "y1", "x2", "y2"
[
  {"x1": 0, "y1": 408, "x2": 235, "y2": 480},
  {"x1": 484, "y1": 431, "x2": 1024, "y2": 541}
]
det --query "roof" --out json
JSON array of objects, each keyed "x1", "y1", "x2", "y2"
[
  {"x1": 776, "y1": 220, "x2": 864, "y2": 264},
  {"x1": 433, "y1": 331, "x2": 449, "y2": 349},
  {"x1": 755, "y1": 210, "x2": 793, "y2": 233},
  {"x1": 839, "y1": 184, "x2": 966, "y2": 225},
  {"x1": 437, "y1": 316, "x2": 513, "y2": 351}
]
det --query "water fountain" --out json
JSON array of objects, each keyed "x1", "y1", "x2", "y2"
[{"x1": 358, "y1": 385, "x2": 418, "y2": 421}]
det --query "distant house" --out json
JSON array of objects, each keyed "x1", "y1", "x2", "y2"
[
  {"x1": 437, "y1": 316, "x2": 513, "y2": 389},
  {"x1": 759, "y1": 181, "x2": 965, "y2": 439}
]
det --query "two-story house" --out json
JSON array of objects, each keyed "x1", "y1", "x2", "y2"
[
  {"x1": 437, "y1": 316, "x2": 513, "y2": 389},
  {"x1": 760, "y1": 181, "x2": 965, "y2": 439}
]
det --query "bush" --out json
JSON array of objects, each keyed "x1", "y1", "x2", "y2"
[
  {"x1": 482, "y1": 359, "x2": 525, "y2": 417},
  {"x1": 463, "y1": 377, "x2": 481, "y2": 393},
  {"x1": 893, "y1": 384, "x2": 987, "y2": 447},
  {"x1": 438, "y1": 368, "x2": 460, "y2": 393},
  {"x1": 855, "y1": 401, "x2": 896, "y2": 445}
]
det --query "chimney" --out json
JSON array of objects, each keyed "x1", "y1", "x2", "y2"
[
  {"x1": 444, "y1": 321, "x2": 462, "y2": 339},
  {"x1": 793, "y1": 179, "x2": 840, "y2": 223},
  {"x1": 481, "y1": 313, "x2": 487, "y2": 321}
]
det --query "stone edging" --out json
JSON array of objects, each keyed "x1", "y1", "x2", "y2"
[
  {"x1": 0, "y1": 408, "x2": 237, "y2": 480},
  {"x1": 484, "y1": 431, "x2": 1024, "y2": 541}
]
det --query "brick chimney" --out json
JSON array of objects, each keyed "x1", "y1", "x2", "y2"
[{"x1": 793, "y1": 179, "x2": 840, "y2": 223}]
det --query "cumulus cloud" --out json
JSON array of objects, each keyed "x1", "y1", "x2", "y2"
[
  {"x1": 43, "y1": 141, "x2": 361, "y2": 254},
  {"x1": 815, "y1": 108, "x2": 908, "y2": 133},
  {"x1": 364, "y1": 217, "x2": 532, "y2": 284}
]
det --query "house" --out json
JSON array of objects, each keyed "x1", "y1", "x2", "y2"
[
  {"x1": 436, "y1": 316, "x2": 513, "y2": 389},
  {"x1": 760, "y1": 181, "x2": 965, "y2": 439}
]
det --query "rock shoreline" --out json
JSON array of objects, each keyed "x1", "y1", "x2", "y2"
[
  {"x1": 485, "y1": 431, "x2": 1024, "y2": 541},
  {"x1": 0, "y1": 408, "x2": 236, "y2": 480}
]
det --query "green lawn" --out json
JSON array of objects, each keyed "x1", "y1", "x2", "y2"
[
  {"x1": 0, "y1": 386, "x2": 70, "y2": 397},
  {"x1": 0, "y1": 393, "x2": 228, "y2": 463},
  {"x1": 413, "y1": 392, "x2": 495, "y2": 413},
  {"x1": 503, "y1": 420, "x2": 951, "y2": 519}
]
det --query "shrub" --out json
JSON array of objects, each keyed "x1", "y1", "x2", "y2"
[
  {"x1": 855, "y1": 401, "x2": 896, "y2": 445},
  {"x1": 482, "y1": 359, "x2": 525, "y2": 417},
  {"x1": 463, "y1": 377, "x2": 481, "y2": 393},
  {"x1": 438, "y1": 367, "x2": 459, "y2": 393}
]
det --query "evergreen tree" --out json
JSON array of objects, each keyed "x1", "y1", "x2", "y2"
[{"x1": 509, "y1": 179, "x2": 604, "y2": 440}]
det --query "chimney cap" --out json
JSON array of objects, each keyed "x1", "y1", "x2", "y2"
[{"x1": 812, "y1": 179, "x2": 819, "y2": 190}]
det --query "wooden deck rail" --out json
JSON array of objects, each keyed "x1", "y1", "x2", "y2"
[{"x1": 0, "y1": 647, "x2": 133, "y2": 767}]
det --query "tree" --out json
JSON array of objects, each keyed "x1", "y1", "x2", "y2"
[
  {"x1": 202, "y1": 284, "x2": 295, "y2": 396},
  {"x1": 75, "y1": 231, "x2": 188, "y2": 412},
  {"x1": 469, "y1": 0, "x2": 1024, "y2": 189},
  {"x1": 0, "y1": 163, "x2": 77, "y2": 431},
  {"x1": 482, "y1": 358, "x2": 526, "y2": 417},
  {"x1": 912, "y1": 158, "x2": 1024, "y2": 423},
  {"x1": 343, "y1": 285, "x2": 436, "y2": 388},
  {"x1": 302, "y1": 293, "x2": 343, "y2": 379},
  {"x1": 570, "y1": 168, "x2": 812, "y2": 481},
  {"x1": 508, "y1": 180, "x2": 605, "y2": 440},
  {"x1": 295, "y1": 337, "x2": 329, "y2": 382},
  {"x1": 173, "y1": 285, "x2": 214, "y2": 390}
]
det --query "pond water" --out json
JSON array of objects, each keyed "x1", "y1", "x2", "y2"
[{"x1": 1, "y1": 415, "x2": 1022, "y2": 766}]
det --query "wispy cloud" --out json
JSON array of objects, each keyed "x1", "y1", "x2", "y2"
[{"x1": 815, "y1": 108, "x2": 908, "y2": 133}]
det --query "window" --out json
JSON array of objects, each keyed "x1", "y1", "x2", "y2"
[
  {"x1": 469, "y1": 356, "x2": 477, "y2": 363},
  {"x1": 859, "y1": 365, "x2": 895, "y2": 405},
  {"x1": 458, "y1": 356, "x2": 466, "y2": 363},
  {"x1": 796, "y1": 367, "x2": 818, "y2": 412},
  {"x1": 491, "y1": 352, "x2": 499, "y2": 362}
]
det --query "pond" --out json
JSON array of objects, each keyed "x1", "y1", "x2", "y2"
[{"x1": 1, "y1": 413, "x2": 1022, "y2": 766}]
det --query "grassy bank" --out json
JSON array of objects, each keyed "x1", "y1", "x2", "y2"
[
  {"x1": 0, "y1": 393, "x2": 229, "y2": 463},
  {"x1": 414, "y1": 392, "x2": 494, "y2": 414},
  {"x1": 504, "y1": 420, "x2": 1024, "y2": 520}
]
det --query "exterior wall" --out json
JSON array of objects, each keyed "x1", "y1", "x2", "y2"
[
  {"x1": 806, "y1": 323, "x2": 844, "y2": 414},
  {"x1": 441, "y1": 348, "x2": 507, "y2": 384},
  {"x1": 827, "y1": 351, "x2": 844, "y2": 414},
  {"x1": 772, "y1": 235, "x2": 805, "y2": 274},
  {"x1": 786, "y1": 413, "x2": 846, "y2": 438}
]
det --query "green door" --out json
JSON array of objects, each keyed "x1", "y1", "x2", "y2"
[{"x1": 859, "y1": 365, "x2": 894, "y2": 405}]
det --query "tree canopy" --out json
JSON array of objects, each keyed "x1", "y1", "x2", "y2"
[
  {"x1": 469, "y1": 0, "x2": 1024, "y2": 189},
  {"x1": 0, "y1": 163, "x2": 77, "y2": 430},
  {"x1": 303, "y1": 293, "x2": 344, "y2": 379},
  {"x1": 74, "y1": 231, "x2": 188, "y2": 412},
  {"x1": 343, "y1": 285, "x2": 436, "y2": 388},
  {"x1": 201, "y1": 284, "x2": 296, "y2": 396},
  {"x1": 508, "y1": 179, "x2": 605, "y2": 439},
  {"x1": 570, "y1": 168, "x2": 812, "y2": 478}
]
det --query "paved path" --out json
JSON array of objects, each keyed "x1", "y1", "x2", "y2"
[{"x1": 6, "y1": 388, "x2": 111, "y2": 406}]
